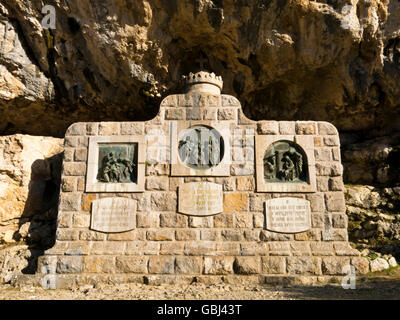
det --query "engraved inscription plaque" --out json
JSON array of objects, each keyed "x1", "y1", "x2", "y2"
[
  {"x1": 265, "y1": 197, "x2": 311, "y2": 233},
  {"x1": 178, "y1": 182, "x2": 223, "y2": 216},
  {"x1": 91, "y1": 197, "x2": 136, "y2": 233}
]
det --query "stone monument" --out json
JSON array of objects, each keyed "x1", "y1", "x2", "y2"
[{"x1": 25, "y1": 69, "x2": 368, "y2": 288}]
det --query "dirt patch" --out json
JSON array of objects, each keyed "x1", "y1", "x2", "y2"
[{"x1": 1, "y1": 275, "x2": 400, "y2": 300}]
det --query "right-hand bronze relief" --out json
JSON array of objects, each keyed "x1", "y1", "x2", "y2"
[{"x1": 264, "y1": 141, "x2": 308, "y2": 183}]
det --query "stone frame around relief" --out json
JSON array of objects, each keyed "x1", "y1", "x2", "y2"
[
  {"x1": 255, "y1": 135, "x2": 316, "y2": 192},
  {"x1": 170, "y1": 120, "x2": 231, "y2": 176},
  {"x1": 85, "y1": 136, "x2": 145, "y2": 192}
]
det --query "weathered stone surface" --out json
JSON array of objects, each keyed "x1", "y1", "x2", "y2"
[
  {"x1": 0, "y1": 135, "x2": 63, "y2": 242},
  {"x1": 126, "y1": 242, "x2": 160, "y2": 255},
  {"x1": 107, "y1": 230, "x2": 136, "y2": 241},
  {"x1": 63, "y1": 163, "x2": 86, "y2": 176},
  {"x1": 98, "y1": 123, "x2": 120, "y2": 136},
  {"x1": 294, "y1": 229, "x2": 321, "y2": 241},
  {"x1": 260, "y1": 231, "x2": 293, "y2": 242},
  {"x1": 147, "y1": 229, "x2": 174, "y2": 241},
  {"x1": 233, "y1": 257, "x2": 260, "y2": 274},
  {"x1": 184, "y1": 242, "x2": 215, "y2": 256},
  {"x1": 151, "y1": 192, "x2": 177, "y2": 211},
  {"x1": 61, "y1": 177, "x2": 76, "y2": 192},
  {"x1": 351, "y1": 257, "x2": 370, "y2": 275},
  {"x1": 90, "y1": 242, "x2": 126, "y2": 255},
  {"x1": 236, "y1": 177, "x2": 255, "y2": 191},
  {"x1": 148, "y1": 256, "x2": 175, "y2": 274},
  {"x1": 120, "y1": 122, "x2": 144, "y2": 135},
  {"x1": 310, "y1": 243, "x2": 334, "y2": 256},
  {"x1": 287, "y1": 257, "x2": 322, "y2": 275},
  {"x1": 268, "y1": 243, "x2": 291, "y2": 256},
  {"x1": 235, "y1": 213, "x2": 253, "y2": 228},
  {"x1": 56, "y1": 229, "x2": 79, "y2": 241},
  {"x1": 204, "y1": 257, "x2": 234, "y2": 275},
  {"x1": 314, "y1": 148, "x2": 332, "y2": 161},
  {"x1": 241, "y1": 243, "x2": 268, "y2": 256},
  {"x1": 160, "y1": 242, "x2": 184, "y2": 255},
  {"x1": 189, "y1": 216, "x2": 214, "y2": 228},
  {"x1": 223, "y1": 193, "x2": 248, "y2": 212},
  {"x1": 213, "y1": 214, "x2": 233, "y2": 228},
  {"x1": 318, "y1": 123, "x2": 338, "y2": 136},
  {"x1": 59, "y1": 193, "x2": 81, "y2": 212},
  {"x1": 261, "y1": 257, "x2": 286, "y2": 274},
  {"x1": 388, "y1": 257, "x2": 398, "y2": 268},
  {"x1": 290, "y1": 243, "x2": 311, "y2": 256},
  {"x1": 296, "y1": 122, "x2": 316, "y2": 135},
  {"x1": 199, "y1": 231, "x2": 220, "y2": 243},
  {"x1": 370, "y1": 258, "x2": 390, "y2": 272},
  {"x1": 345, "y1": 185, "x2": 400, "y2": 244},
  {"x1": 218, "y1": 108, "x2": 237, "y2": 120},
  {"x1": 79, "y1": 230, "x2": 106, "y2": 241},
  {"x1": 243, "y1": 230, "x2": 260, "y2": 241},
  {"x1": 115, "y1": 257, "x2": 148, "y2": 273},
  {"x1": 74, "y1": 148, "x2": 87, "y2": 162},
  {"x1": 136, "y1": 212, "x2": 159, "y2": 228},
  {"x1": 221, "y1": 230, "x2": 243, "y2": 241},
  {"x1": 56, "y1": 256, "x2": 83, "y2": 274},
  {"x1": 175, "y1": 257, "x2": 203, "y2": 274},
  {"x1": 83, "y1": 256, "x2": 115, "y2": 273},
  {"x1": 146, "y1": 177, "x2": 169, "y2": 191},
  {"x1": 321, "y1": 257, "x2": 349, "y2": 275},
  {"x1": 333, "y1": 243, "x2": 360, "y2": 256},
  {"x1": 279, "y1": 122, "x2": 295, "y2": 135},
  {"x1": 325, "y1": 192, "x2": 346, "y2": 212},
  {"x1": 81, "y1": 194, "x2": 97, "y2": 212},
  {"x1": 257, "y1": 121, "x2": 279, "y2": 135},
  {"x1": 306, "y1": 193, "x2": 325, "y2": 212},
  {"x1": 0, "y1": 245, "x2": 31, "y2": 283},
  {"x1": 216, "y1": 243, "x2": 240, "y2": 255},
  {"x1": 160, "y1": 213, "x2": 188, "y2": 228}
]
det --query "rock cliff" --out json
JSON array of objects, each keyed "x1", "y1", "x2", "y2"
[{"x1": 0, "y1": 0, "x2": 399, "y2": 139}]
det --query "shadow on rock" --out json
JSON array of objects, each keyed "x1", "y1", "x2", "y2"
[{"x1": 16, "y1": 152, "x2": 63, "y2": 274}]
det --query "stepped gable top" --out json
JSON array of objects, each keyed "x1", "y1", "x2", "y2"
[{"x1": 182, "y1": 71, "x2": 223, "y2": 94}]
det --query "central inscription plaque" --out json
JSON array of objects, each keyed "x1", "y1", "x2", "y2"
[
  {"x1": 178, "y1": 182, "x2": 223, "y2": 216},
  {"x1": 265, "y1": 197, "x2": 311, "y2": 233},
  {"x1": 91, "y1": 197, "x2": 136, "y2": 233}
]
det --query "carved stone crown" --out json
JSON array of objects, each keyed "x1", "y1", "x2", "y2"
[{"x1": 182, "y1": 71, "x2": 223, "y2": 94}]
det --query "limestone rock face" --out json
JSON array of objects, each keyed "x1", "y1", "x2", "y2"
[
  {"x1": 0, "y1": 0, "x2": 399, "y2": 138},
  {"x1": 0, "y1": 134, "x2": 63, "y2": 243},
  {"x1": 0, "y1": 244, "x2": 31, "y2": 283},
  {"x1": 342, "y1": 133, "x2": 400, "y2": 186},
  {"x1": 370, "y1": 257, "x2": 390, "y2": 272},
  {"x1": 346, "y1": 185, "x2": 400, "y2": 257}
]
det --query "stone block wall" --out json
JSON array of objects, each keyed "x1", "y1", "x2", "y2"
[{"x1": 34, "y1": 92, "x2": 369, "y2": 288}]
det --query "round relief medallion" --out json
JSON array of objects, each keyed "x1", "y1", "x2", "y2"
[{"x1": 178, "y1": 125, "x2": 224, "y2": 170}]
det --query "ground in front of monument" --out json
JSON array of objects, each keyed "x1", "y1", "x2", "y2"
[{"x1": 3, "y1": 268, "x2": 400, "y2": 300}]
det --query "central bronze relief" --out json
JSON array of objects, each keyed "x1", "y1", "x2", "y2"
[{"x1": 178, "y1": 125, "x2": 224, "y2": 170}]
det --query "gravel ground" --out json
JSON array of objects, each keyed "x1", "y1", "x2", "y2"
[{"x1": 1, "y1": 278, "x2": 400, "y2": 300}]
